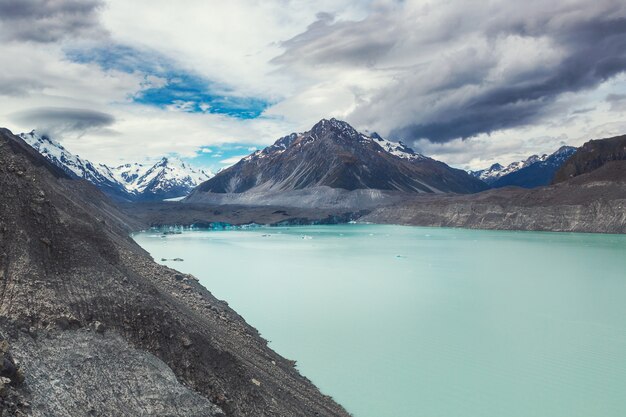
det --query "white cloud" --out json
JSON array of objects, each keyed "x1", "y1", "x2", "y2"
[
  {"x1": 219, "y1": 155, "x2": 249, "y2": 166},
  {"x1": 99, "y1": 0, "x2": 370, "y2": 99}
]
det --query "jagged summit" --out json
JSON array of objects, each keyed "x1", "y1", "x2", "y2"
[
  {"x1": 190, "y1": 118, "x2": 488, "y2": 197},
  {"x1": 125, "y1": 156, "x2": 213, "y2": 199},
  {"x1": 309, "y1": 118, "x2": 362, "y2": 138}
]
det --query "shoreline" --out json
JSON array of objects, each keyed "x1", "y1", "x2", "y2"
[{"x1": 123, "y1": 201, "x2": 626, "y2": 235}]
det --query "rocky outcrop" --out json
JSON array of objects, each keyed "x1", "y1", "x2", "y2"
[
  {"x1": 0, "y1": 128, "x2": 349, "y2": 416},
  {"x1": 553, "y1": 134, "x2": 626, "y2": 183}
]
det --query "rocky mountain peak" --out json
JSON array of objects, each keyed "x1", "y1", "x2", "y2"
[
  {"x1": 310, "y1": 118, "x2": 360, "y2": 140},
  {"x1": 191, "y1": 118, "x2": 488, "y2": 196}
]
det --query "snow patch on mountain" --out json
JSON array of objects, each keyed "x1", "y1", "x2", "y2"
[{"x1": 368, "y1": 132, "x2": 427, "y2": 161}]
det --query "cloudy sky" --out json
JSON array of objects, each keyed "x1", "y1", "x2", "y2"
[{"x1": 1, "y1": 0, "x2": 625, "y2": 171}]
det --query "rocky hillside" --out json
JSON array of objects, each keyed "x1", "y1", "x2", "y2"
[
  {"x1": 191, "y1": 118, "x2": 488, "y2": 196},
  {"x1": 0, "y1": 128, "x2": 348, "y2": 417},
  {"x1": 553, "y1": 134, "x2": 626, "y2": 183}
]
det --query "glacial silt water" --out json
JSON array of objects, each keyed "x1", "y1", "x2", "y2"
[{"x1": 133, "y1": 225, "x2": 626, "y2": 417}]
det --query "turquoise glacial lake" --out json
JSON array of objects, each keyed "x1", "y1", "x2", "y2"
[{"x1": 134, "y1": 225, "x2": 626, "y2": 417}]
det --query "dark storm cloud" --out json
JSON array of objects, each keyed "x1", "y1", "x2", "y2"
[
  {"x1": 275, "y1": 1, "x2": 626, "y2": 142},
  {"x1": 394, "y1": 15, "x2": 626, "y2": 142},
  {"x1": 0, "y1": 0, "x2": 105, "y2": 43},
  {"x1": 11, "y1": 107, "x2": 115, "y2": 136}
]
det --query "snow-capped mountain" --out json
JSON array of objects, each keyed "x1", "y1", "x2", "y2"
[
  {"x1": 112, "y1": 162, "x2": 151, "y2": 186},
  {"x1": 470, "y1": 146, "x2": 578, "y2": 188},
  {"x1": 189, "y1": 118, "x2": 488, "y2": 197},
  {"x1": 19, "y1": 131, "x2": 132, "y2": 200},
  {"x1": 470, "y1": 155, "x2": 546, "y2": 184},
  {"x1": 113, "y1": 157, "x2": 212, "y2": 200},
  {"x1": 19, "y1": 131, "x2": 212, "y2": 201}
]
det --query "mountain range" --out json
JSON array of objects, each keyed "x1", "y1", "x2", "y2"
[
  {"x1": 20, "y1": 121, "x2": 582, "y2": 206},
  {"x1": 19, "y1": 131, "x2": 212, "y2": 201},
  {"x1": 469, "y1": 146, "x2": 577, "y2": 188}
]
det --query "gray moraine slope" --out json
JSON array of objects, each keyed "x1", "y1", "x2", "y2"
[{"x1": 0, "y1": 127, "x2": 349, "y2": 417}]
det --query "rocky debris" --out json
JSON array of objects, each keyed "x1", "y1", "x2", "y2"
[
  {"x1": 0, "y1": 127, "x2": 350, "y2": 417},
  {"x1": 93, "y1": 321, "x2": 106, "y2": 334},
  {"x1": 0, "y1": 335, "x2": 29, "y2": 417},
  {"x1": 10, "y1": 328, "x2": 225, "y2": 417}
]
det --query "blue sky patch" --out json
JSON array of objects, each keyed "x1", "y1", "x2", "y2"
[
  {"x1": 66, "y1": 44, "x2": 270, "y2": 119},
  {"x1": 184, "y1": 143, "x2": 259, "y2": 172}
]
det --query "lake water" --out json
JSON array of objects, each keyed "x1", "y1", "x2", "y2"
[{"x1": 133, "y1": 225, "x2": 626, "y2": 417}]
